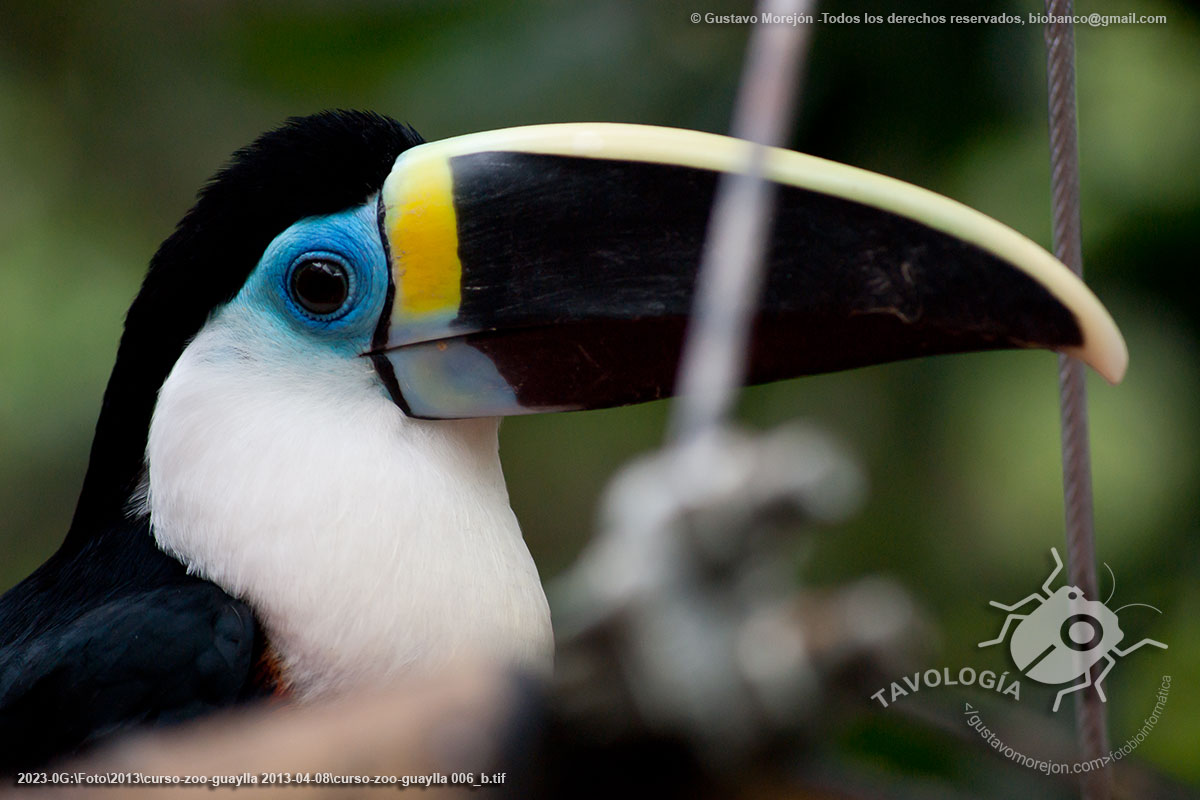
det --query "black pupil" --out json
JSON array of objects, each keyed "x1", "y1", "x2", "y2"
[{"x1": 292, "y1": 259, "x2": 349, "y2": 315}]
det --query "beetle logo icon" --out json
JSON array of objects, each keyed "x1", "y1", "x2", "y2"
[{"x1": 979, "y1": 548, "x2": 1166, "y2": 712}]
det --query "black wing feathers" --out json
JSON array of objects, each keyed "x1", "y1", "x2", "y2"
[
  {"x1": 0, "y1": 583, "x2": 256, "y2": 771},
  {"x1": 0, "y1": 520, "x2": 260, "y2": 772}
]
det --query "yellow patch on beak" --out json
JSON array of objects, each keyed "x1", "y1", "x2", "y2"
[{"x1": 382, "y1": 150, "x2": 462, "y2": 318}]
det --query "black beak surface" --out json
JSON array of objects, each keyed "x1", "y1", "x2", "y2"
[{"x1": 372, "y1": 124, "x2": 1125, "y2": 418}]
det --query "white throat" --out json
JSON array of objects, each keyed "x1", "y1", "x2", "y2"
[{"x1": 144, "y1": 321, "x2": 553, "y2": 699}]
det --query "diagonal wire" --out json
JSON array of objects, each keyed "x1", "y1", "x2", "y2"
[
  {"x1": 1043, "y1": 3, "x2": 1112, "y2": 798},
  {"x1": 667, "y1": 0, "x2": 815, "y2": 444}
]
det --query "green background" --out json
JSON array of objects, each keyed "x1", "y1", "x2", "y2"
[{"x1": 1, "y1": 0, "x2": 1196, "y2": 794}]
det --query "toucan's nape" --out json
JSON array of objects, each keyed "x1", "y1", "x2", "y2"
[
  {"x1": 69, "y1": 112, "x2": 424, "y2": 544},
  {"x1": 0, "y1": 111, "x2": 1125, "y2": 771}
]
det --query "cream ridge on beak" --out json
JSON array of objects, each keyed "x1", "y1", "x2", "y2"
[{"x1": 367, "y1": 123, "x2": 1126, "y2": 419}]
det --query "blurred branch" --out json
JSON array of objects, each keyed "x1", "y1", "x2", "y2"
[
  {"x1": 534, "y1": 0, "x2": 905, "y2": 780},
  {"x1": 18, "y1": 658, "x2": 1190, "y2": 800},
  {"x1": 667, "y1": 0, "x2": 814, "y2": 444},
  {"x1": 550, "y1": 425, "x2": 917, "y2": 767},
  {"x1": 13, "y1": 666, "x2": 515, "y2": 799}
]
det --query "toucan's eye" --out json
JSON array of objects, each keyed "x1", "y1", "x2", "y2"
[{"x1": 291, "y1": 258, "x2": 350, "y2": 316}]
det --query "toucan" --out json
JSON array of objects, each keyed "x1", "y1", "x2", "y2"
[{"x1": 0, "y1": 111, "x2": 1125, "y2": 769}]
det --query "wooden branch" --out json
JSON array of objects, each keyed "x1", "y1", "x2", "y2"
[{"x1": 13, "y1": 664, "x2": 516, "y2": 798}]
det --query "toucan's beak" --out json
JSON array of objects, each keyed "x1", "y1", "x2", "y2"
[{"x1": 370, "y1": 123, "x2": 1126, "y2": 419}]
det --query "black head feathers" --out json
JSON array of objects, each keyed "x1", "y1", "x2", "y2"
[{"x1": 68, "y1": 111, "x2": 422, "y2": 542}]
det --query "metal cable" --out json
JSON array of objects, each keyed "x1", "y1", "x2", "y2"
[{"x1": 1043, "y1": 3, "x2": 1112, "y2": 797}]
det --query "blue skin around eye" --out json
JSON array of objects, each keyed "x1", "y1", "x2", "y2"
[
  {"x1": 228, "y1": 201, "x2": 387, "y2": 358},
  {"x1": 223, "y1": 198, "x2": 520, "y2": 415}
]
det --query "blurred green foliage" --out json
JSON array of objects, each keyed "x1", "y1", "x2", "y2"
[{"x1": 1, "y1": 0, "x2": 1196, "y2": 793}]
